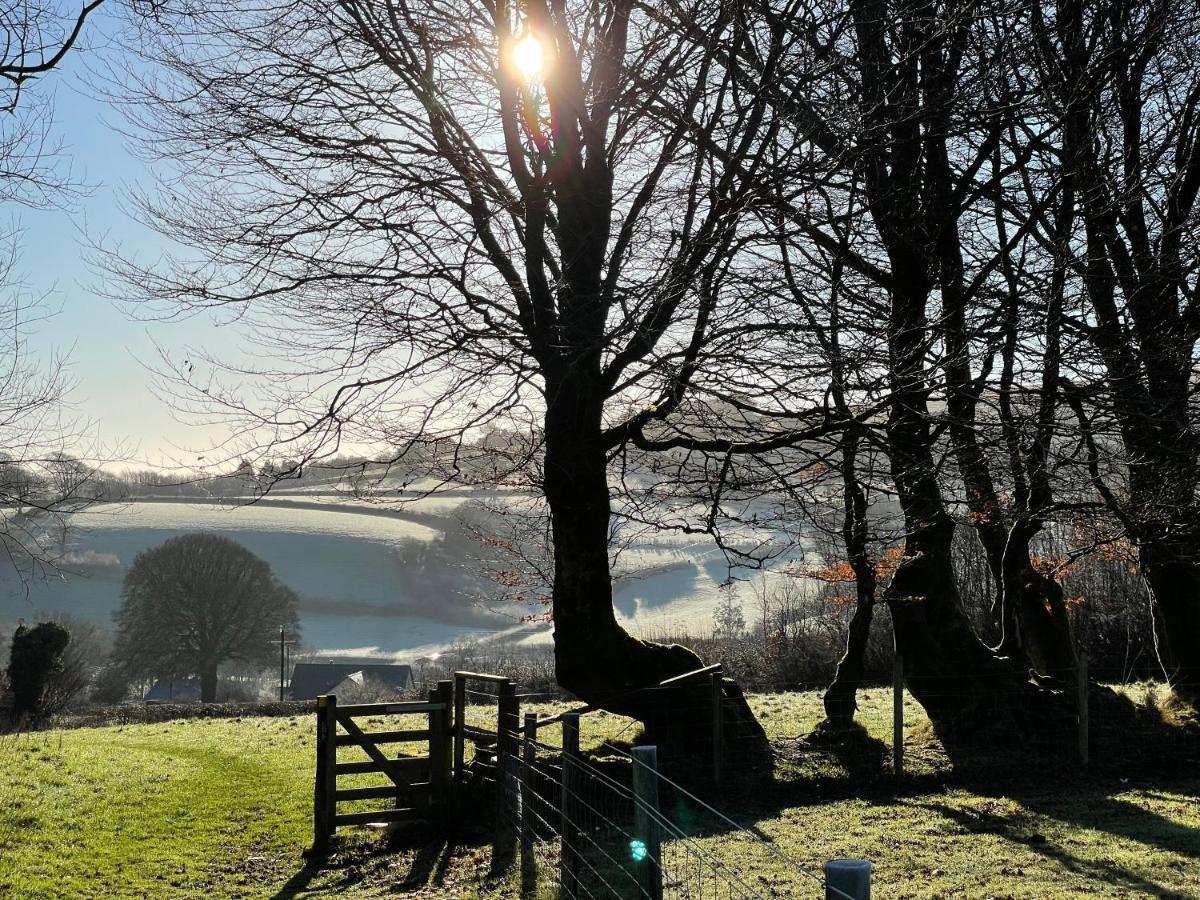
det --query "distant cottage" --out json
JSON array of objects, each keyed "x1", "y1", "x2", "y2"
[
  {"x1": 144, "y1": 678, "x2": 202, "y2": 702},
  {"x1": 289, "y1": 661, "x2": 414, "y2": 700}
]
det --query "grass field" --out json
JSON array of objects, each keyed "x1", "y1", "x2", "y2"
[{"x1": 1, "y1": 689, "x2": 1197, "y2": 899}]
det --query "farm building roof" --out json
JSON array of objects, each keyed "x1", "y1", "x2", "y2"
[
  {"x1": 289, "y1": 661, "x2": 413, "y2": 699},
  {"x1": 145, "y1": 678, "x2": 202, "y2": 702}
]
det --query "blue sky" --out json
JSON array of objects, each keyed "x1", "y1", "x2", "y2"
[{"x1": 17, "y1": 10, "x2": 237, "y2": 469}]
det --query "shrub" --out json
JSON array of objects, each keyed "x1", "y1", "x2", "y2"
[
  {"x1": 42, "y1": 616, "x2": 111, "y2": 715},
  {"x1": 6, "y1": 622, "x2": 71, "y2": 721},
  {"x1": 90, "y1": 662, "x2": 133, "y2": 706}
]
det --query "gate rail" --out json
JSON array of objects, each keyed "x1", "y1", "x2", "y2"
[{"x1": 310, "y1": 681, "x2": 453, "y2": 852}]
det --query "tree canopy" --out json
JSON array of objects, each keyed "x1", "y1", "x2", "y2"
[{"x1": 114, "y1": 533, "x2": 299, "y2": 702}]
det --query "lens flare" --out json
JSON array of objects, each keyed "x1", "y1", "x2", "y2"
[{"x1": 512, "y1": 31, "x2": 545, "y2": 82}]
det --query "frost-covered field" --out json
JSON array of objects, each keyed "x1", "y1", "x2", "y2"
[{"x1": 0, "y1": 495, "x2": 810, "y2": 657}]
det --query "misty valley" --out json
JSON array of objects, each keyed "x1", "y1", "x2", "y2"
[{"x1": 0, "y1": 494, "x2": 776, "y2": 660}]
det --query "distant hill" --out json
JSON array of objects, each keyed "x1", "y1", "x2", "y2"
[{"x1": 0, "y1": 492, "x2": 807, "y2": 658}]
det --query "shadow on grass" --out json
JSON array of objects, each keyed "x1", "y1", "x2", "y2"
[
  {"x1": 911, "y1": 794, "x2": 1197, "y2": 899},
  {"x1": 649, "y1": 693, "x2": 1200, "y2": 892},
  {"x1": 274, "y1": 689, "x2": 1198, "y2": 898},
  {"x1": 272, "y1": 827, "x2": 485, "y2": 899},
  {"x1": 271, "y1": 859, "x2": 325, "y2": 899},
  {"x1": 794, "y1": 719, "x2": 889, "y2": 781},
  {"x1": 760, "y1": 682, "x2": 1199, "y2": 804},
  {"x1": 999, "y1": 786, "x2": 1200, "y2": 859}
]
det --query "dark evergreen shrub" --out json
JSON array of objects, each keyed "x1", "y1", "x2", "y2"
[{"x1": 6, "y1": 622, "x2": 71, "y2": 720}]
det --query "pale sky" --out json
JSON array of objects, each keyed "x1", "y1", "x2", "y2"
[{"x1": 18, "y1": 10, "x2": 246, "y2": 470}]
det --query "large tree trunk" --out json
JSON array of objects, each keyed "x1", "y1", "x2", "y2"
[
  {"x1": 930, "y1": 44, "x2": 1077, "y2": 685},
  {"x1": 846, "y1": 0, "x2": 1072, "y2": 745},
  {"x1": 1139, "y1": 542, "x2": 1200, "y2": 705},
  {"x1": 883, "y1": 471, "x2": 1029, "y2": 731},
  {"x1": 999, "y1": 524, "x2": 1077, "y2": 682},
  {"x1": 881, "y1": 264, "x2": 1058, "y2": 740},
  {"x1": 199, "y1": 663, "x2": 218, "y2": 703},
  {"x1": 884, "y1": 511, "x2": 1068, "y2": 745},
  {"x1": 544, "y1": 372, "x2": 770, "y2": 762}
]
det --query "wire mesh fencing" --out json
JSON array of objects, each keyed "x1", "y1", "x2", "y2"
[
  {"x1": 477, "y1": 650, "x2": 1098, "y2": 898},
  {"x1": 491, "y1": 711, "x2": 858, "y2": 899}
]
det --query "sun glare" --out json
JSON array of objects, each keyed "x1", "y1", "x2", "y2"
[{"x1": 512, "y1": 31, "x2": 545, "y2": 82}]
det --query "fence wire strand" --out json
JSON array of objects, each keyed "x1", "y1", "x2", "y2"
[{"x1": 488, "y1": 724, "x2": 850, "y2": 899}]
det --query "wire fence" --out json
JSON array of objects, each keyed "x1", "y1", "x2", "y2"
[
  {"x1": 461, "y1": 653, "x2": 1119, "y2": 897},
  {"x1": 485, "y1": 708, "x2": 859, "y2": 899},
  {"x1": 316, "y1": 653, "x2": 1159, "y2": 896}
]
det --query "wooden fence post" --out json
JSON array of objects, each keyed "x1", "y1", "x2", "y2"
[
  {"x1": 711, "y1": 669, "x2": 724, "y2": 786},
  {"x1": 521, "y1": 712, "x2": 537, "y2": 895},
  {"x1": 559, "y1": 712, "x2": 580, "y2": 897},
  {"x1": 453, "y1": 672, "x2": 466, "y2": 783},
  {"x1": 893, "y1": 651, "x2": 904, "y2": 779},
  {"x1": 311, "y1": 693, "x2": 337, "y2": 853},
  {"x1": 1077, "y1": 650, "x2": 1089, "y2": 768},
  {"x1": 429, "y1": 681, "x2": 453, "y2": 829},
  {"x1": 632, "y1": 745, "x2": 663, "y2": 900},
  {"x1": 495, "y1": 681, "x2": 520, "y2": 868}
]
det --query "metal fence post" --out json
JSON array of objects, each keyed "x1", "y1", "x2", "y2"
[
  {"x1": 559, "y1": 712, "x2": 580, "y2": 897},
  {"x1": 632, "y1": 745, "x2": 663, "y2": 900},
  {"x1": 521, "y1": 712, "x2": 537, "y2": 895},
  {"x1": 893, "y1": 651, "x2": 904, "y2": 779},
  {"x1": 711, "y1": 669, "x2": 724, "y2": 786},
  {"x1": 1077, "y1": 650, "x2": 1089, "y2": 768},
  {"x1": 825, "y1": 859, "x2": 871, "y2": 899},
  {"x1": 311, "y1": 693, "x2": 337, "y2": 853}
]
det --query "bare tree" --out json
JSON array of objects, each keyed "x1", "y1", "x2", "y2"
[
  {"x1": 641, "y1": 0, "x2": 1176, "y2": 738},
  {"x1": 683, "y1": 0, "x2": 1084, "y2": 734},
  {"x1": 102, "y1": 0, "x2": 858, "y2": 745},
  {"x1": 1029, "y1": 0, "x2": 1200, "y2": 702},
  {"x1": 0, "y1": 1, "x2": 106, "y2": 112}
]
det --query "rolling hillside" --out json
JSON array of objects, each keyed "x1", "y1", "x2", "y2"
[{"x1": 0, "y1": 491, "x2": 802, "y2": 658}]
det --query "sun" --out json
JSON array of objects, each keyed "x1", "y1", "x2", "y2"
[{"x1": 511, "y1": 30, "x2": 545, "y2": 83}]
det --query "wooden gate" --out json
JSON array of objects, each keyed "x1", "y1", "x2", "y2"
[{"x1": 310, "y1": 680, "x2": 452, "y2": 851}]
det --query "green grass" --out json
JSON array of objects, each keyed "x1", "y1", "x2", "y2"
[
  {"x1": 0, "y1": 717, "x2": 315, "y2": 898},
  {"x1": 1, "y1": 690, "x2": 1197, "y2": 898}
]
